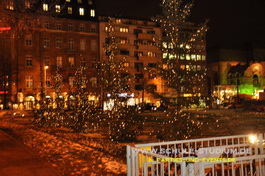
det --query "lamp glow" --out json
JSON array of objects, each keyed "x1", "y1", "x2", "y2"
[{"x1": 249, "y1": 135, "x2": 257, "y2": 144}]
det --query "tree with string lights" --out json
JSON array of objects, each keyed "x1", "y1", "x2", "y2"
[
  {"x1": 147, "y1": 0, "x2": 213, "y2": 140},
  {"x1": 98, "y1": 20, "x2": 140, "y2": 141}
]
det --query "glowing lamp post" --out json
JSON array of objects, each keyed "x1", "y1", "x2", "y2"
[{"x1": 44, "y1": 66, "x2": 49, "y2": 90}]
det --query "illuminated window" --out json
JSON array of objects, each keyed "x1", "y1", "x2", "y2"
[
  {"x1": 68, "y1": 57, "x2": 74, "y2": 67},
  {"x1": 91, "y1": 40, "x2": 97, "y2": 51},
  {"x1": 43, "y1": 37, "x2": 50, "y2": 48},
  {"x1": 169, "y1": 54, "x2": 176, "y2": 59},
  {"x1": 80, "y1": 39, "x2": 86, "y2": 50},
  {"x1": 197, "y1": 55, "x2": 201, "y2": 61},
  {"x1": 120, "y1": 38, "x2": 129, "y2": 44},
  {"x1": 88, "y1": 0, "x2": 93, "y2": 5},
  {"x1": 197, "y1": 65, "x2": 201, "y2": 71},
  {"x1": 25, "y1": 1, "x2": 30, "y2": 8},
  {"x1": 105, "y1": 26, "x2": 114, "y2": 32},
  {"x1": 68, "y1": 7, "x2": 72, "y2": 14},
  {"x1": 202, "y1": 55, "x2": 206, "y2": 61},
  {"x1": 55, "y1": 5, "x2": 60, "y2": 13},
  {"x1": 186, "y1": 65, "x2": 191, "y2": 71},
  {"x1": 68, "y1": 38, "x2": 74, "y2": 50},
  {"x1": 56, "y1": 56, "x2": 62, "y2": 68},
  {"x1": 119, "y1": 27, "x2": 129, "y2": 33},
  {"x1": 26, "y1": 76, "x2": 33, "y2": 88},
  {"x1": 124, "y1": 62, "x2": 130, "y2": 67},
  {"x1": 66, "y1": 0, "x2": 71, "y2": 2},
  {"x1": 191, "y1": 54, "x2": 196, "y2": 61},
  {"x1": 69, "y1": 77, "x2": 74, "y2": 87},
  {"x1": 79, "y1": 8, "x2": 84, "y2": 16},
  {"x1": 148, "y1": 52, "x2": 156, "y2": 57},
  {"x1": 77, "y1": 0, "x2": 82, "y2": 3},
  {"x1": 90, "y1": 9, "x2": 95, "y2": 17},
  {"x1": 179, "y1": 54, "x2": 185, "y2": 60},
  {"x1": 68, "y1": 23, "x2": 74, "y2": 31},
  {"x1": 25, "y1": 35, "x2": 32, "y2": 46},
  {"x1": 6, "y1": 0, "x2": 14, "y2": 10},
  {"x1": 180, "y1": 65, "x2": 185, "y2": 70},
  {"x1": 43, "y1": 4, "x2": 48, "y2": 11},
  {"x1": 44, "y1": 57, "x2": 50, "y2": 66},
  {"x1": 186, "y1": 54, "x2": 190, "y2": 60},
  {"x1": 26, "y1": 56, "x2": 32, "y2": 66},
  {"x1": 115, "y1": 19, "x2": 121, "y2": 24},
  {"x1": 56, "y1": 38, "x2": 62, "y2": 48},
  {"x1": 80, "y1": 24, "x2": 85, "y2": 32},
  {"x1": 162, "y1": 53, "x2": 168, "y2": 59}
]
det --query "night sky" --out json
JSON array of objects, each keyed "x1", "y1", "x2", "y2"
[{"x1": 96, "y1": 0, "x2": 265, "y2": 47}]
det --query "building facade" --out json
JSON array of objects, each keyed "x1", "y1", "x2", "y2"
[{"x1": 0, "y1": 0, "x2": 99, "y2": 110}]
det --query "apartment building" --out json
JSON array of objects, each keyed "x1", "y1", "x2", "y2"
[
  {"x1": 99, "y1": 17, "x2": 163, "y2": 107},
  {"x1": 0, "y1": 0, "x2": 99, "y2": 110}
]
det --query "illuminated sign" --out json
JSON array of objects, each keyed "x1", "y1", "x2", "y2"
[
  {"x1": 0, "y1": 91, "x2": 8, "y2": 94},
  {"x1": 0, "y1": 27, "x2": 11, "y2": 31}
]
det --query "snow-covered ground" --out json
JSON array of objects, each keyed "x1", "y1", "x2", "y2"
[{"x1": 0, "y1": 119, "x2": 126, "y2": 176}]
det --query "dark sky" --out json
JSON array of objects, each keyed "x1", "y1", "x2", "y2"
[{"x1": 95, "y1": 0, "x2": 265, "y2": 47}]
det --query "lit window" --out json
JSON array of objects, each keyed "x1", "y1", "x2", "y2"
[
  {"x1": 79, "y1": 8, "x2": 84, "y2": 16},
  {"x1": 25, "y1": 35, "x2": 32, "y2": 47},
  {"x1": 56, "y1": 56, "x2": 62, "y2": 67},
  {"x1": 197, "y1": 65, "x2": 201, "y2": 71},
  {"x1": 80, "y1": 24, "x2": 85, "y2": 32},
  {"x1": 66, "y1": 0, "x2": 71, "y2": 2},
  {"x1": 180, "y1": 65, "x2": 185, "y2": 70},
  {"x1": 169, "y1": 54, "x2": 176, "y2": 59},
  {"x1": 191, "y1": 54, "x2": 196, "y2": 61},
  {"x1": 44, "y1": 57, "x2": 50, "y2": 66},
  {"x1": 80, "y1": 39, "x2": 86, "y2": 50},
  {"x1": 162, "y1": 53, "x2": 168, "y2": 59},
  {"x1": 186, "y1": 54, "x2": 190, "y2": 60},
  {"x1": 25, "y1": 1, "x2": 30, "y2": 8},
  {"x1": 90, "y1": 9, "x2": 95, "y2": 17},
  {"x1": 91, "y1": 40, "x2": 97, "y2": 51},
  {"x1": 88, "y1": 0, "x2": 93, "y2": 5},
  {"x1": 179, "y1": 54, "x2": 185, "y2": 60},
  {"x1": 197, "y1": 55, "x2": 201, "y2": 61},
  {"x1": 202, "y1": 55, "x2": 206, "y2": 61},
  {"x1": 25, "y1": 76, "x2": 33, "y2": 88},
  {"x1": 119, "y1": 27, "x2": 128, "y2": 33},
  {"x1": 120, "y1": 38, "x2": 129, "y2": 44},
  {"x1": 55, "y1": 5, "x2": 60, "y2": 13},
  {"x1": 68, "y1": 7, "x2": 72, "y2": 14},
  {"x1": 43, "y1": 37, "x2": 50, "y2": 48},
  {"x1": 43, "y1": 4, "x2": 48, "y2": 11},
  {"x1": 148, "y1": 52, "x2": 156, "y2": 57},
  {"x1": 56, "y1": 38, "x2": 62, "y2": 48},
  {"x1": 68, "y1": 23, "x2": 74, "y2": 31},
  {"x1": 6, "y1": 0, "x2": 14, "y2": 10},
  {"x1": 105, "y1": 26, "x2": 114, "y2": 32},
  {"x1": 68, "y1": 38, "x2": 74, "y2": 50},
  {"x1": 68, "y1": 57, "x2": 74, "y2": 67},
  {"x1": 69, "y1": 77, "x2": 74, "y2": 87},
  {"x1": 186, "y1": 65, "x2": 191, "y2": 71},
  {"x1": 124, "y1": 62, "x2": 130, "y2": 67},
  {"x1": 77, "y1": 0, "x2": 82, "y2": 3},
  {"x1": 26, "y1": 56, "x2": 32, "y2": 66}
]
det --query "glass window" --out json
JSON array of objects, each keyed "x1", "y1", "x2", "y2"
[
  {"x1": 90, "y1": 77, "x2": 97, "y2": 88},
  {"x1": 55, "y1": 5, "x2": 60, "y2": 13},
  {"x1": 56, "y1": 56, "x2": 62, "y2": 68},
  {"x1": 68, "y1": 38, "x2": 74, "y2": 50},
  {"x1": 91, "y1": 40, "x2": 97, "y2": 51},
  {"x1": 68, "y1": 7, "x2": 72, "y2": 14},
  {"x1": 43, "y1": 4, "x2": 48, "y2": 11},
  {"x1": 25, "y1": 35, "x2": 32, "y2": 46},
  {"x1": 120, "y1": 27, "x2": 129, "y2": 33},
  {"x1": 43, "y1": 37, "x2": 50, "y2": 48},
  {"x1": 80, "y1": 39, "x2": 86, "y2": 50},
  {"x1": 79, "y1": 8, "x2": 84, "y2": 16},
  {"x1": 56, "y1": 38, "x2": 62, "y2": 48},
  {"x1": 69, "y1": 77, "x2": 74, "y2": 87},
  {"x1": 68, "y1": 23, "x2": 74, "y2": 31},
  {"x1": 56, "y1": 22, "x2": 62, "y2": 30},
  {"x1": 90, "y1": 9, "x2": 95, "y2": 17},
  {"x1": 44, "y1": 57, "x2": 50, "y2": 66},
  {"x1": 80, "y1": 24, "x2": 85, "y2": 32},
  {"x1": 26, "y1": 56, "x2": 32, "y2": 66},
  {"x1": 26, "y1": 76, "x2": 33, "y2": 88},
  {"x1": 68, "y1": 57, "x2": 74, "y2": 67}
]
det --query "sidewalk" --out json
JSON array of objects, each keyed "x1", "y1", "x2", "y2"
[{"x1": 0, "y1": 130, "x2": 60, "y2": 176}]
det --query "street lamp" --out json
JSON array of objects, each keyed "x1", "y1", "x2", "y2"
[{"x1": 44, "y1": 66, "x2": 49, "y2": 90}]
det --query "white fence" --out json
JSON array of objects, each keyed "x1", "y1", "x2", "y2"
[{"x1": 127, "y1": 133, "x2": 265, "y2": 176}]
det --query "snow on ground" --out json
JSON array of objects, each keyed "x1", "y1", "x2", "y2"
[{"x1": 0, "y1": 120, "x2": 126, "y2": 176}]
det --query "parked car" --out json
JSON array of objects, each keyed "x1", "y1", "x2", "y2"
[{"x1": 143, "y1": 103, "x2": 157, "y2": 112}]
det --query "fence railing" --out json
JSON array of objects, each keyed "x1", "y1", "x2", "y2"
[{"x1": 127, "y1": 133, "x2": 265, "y2": 176}]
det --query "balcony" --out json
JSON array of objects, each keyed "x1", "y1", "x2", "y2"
[{"x1": 136, "y1": 33, "x2": 154, "y2": 40}]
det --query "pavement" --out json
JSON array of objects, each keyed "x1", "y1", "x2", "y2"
[{"x1": 0, "y1": 130, "x2": 60, "y2": 176}]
